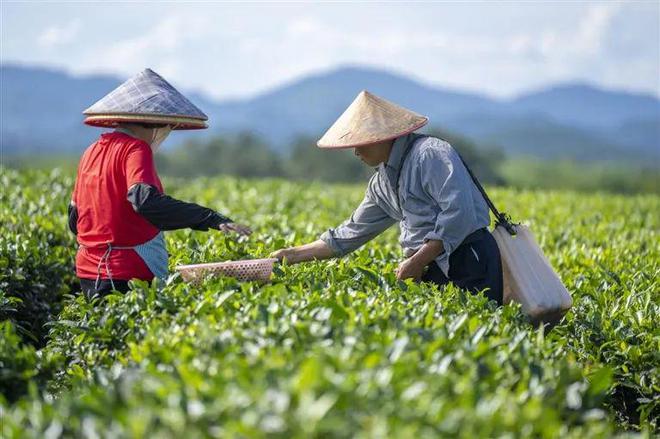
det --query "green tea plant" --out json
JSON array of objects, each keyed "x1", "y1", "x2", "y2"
[
  {"x1": 0, "y1": 168, "x2": 78, "y2": 345},
  {"x1": 0, "y1": 169, "x2": 657, "y2": 437}
]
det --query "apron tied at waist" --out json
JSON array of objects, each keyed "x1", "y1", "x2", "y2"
[
  {"x1": 79, "y1": 242, "x2": 136, "y2": 292},
  {"x1": 79, "y1": 232, "x2": 169, "y2": 292}
]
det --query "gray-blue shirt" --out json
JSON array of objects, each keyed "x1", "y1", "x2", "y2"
[{"x1": 320, "y1": 133, "x2": 490, "y2": 276}]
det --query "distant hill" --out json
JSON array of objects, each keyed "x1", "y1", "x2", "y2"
[
  {"x1": 511, "y1": 83, "x2": 660, "y2": 130},
  {"x1": 204, "y1": 67, "x2": 500, "y2": 151},
  {"x1": 1, "y1": 65, "x2": 121, "y2": 154},
  {"x1": 1, "y1": 64, "x2": 658, "y2": 165}
]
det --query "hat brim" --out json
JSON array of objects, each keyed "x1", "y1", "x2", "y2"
[
  {"x1": 317, "y1": 118, "x2": 428, "y2": 149},
  {"x1": 84, "y1": 113, "x2": 208, "y2": 130}
]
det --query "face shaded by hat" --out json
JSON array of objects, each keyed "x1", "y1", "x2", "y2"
[
  {"x1": 83, "y1": 69, "x2": 208, "y2": 130},
  {"x1": 317, "y1": 91, "x2": 428, "y2": 149}
]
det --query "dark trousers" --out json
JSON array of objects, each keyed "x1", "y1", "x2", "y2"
[
  {"x1": 422, "y1": 229, "x2": 503, "y2": 305},
  {"x1": 79, "y1": 278, "x2": 130, "y2": 300}
]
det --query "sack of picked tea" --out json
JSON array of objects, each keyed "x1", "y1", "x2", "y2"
[
  {"x1": 458, "y1": 153, "x2": 572, "y2": 324},
  {"x1": 492, "y1": 224, "x2": 572, "y2": 324}
]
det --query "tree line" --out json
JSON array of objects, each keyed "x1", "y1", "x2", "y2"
[
  {"x1": 155, "y1": 129, "x2": 506, "y2": 185},
  {"x1": 4, "y1": 128, "x2": 656, "y2": 194}
]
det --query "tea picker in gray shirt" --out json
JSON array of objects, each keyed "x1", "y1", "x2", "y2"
[{"x1": 271, "y1": 91, "x2": 503, "y2": 305}]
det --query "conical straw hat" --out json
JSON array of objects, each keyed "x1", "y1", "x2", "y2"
[
  {"x1": 317, "y1": 91, "x2": 428, "y2": 149},
  {"x1": 83, "y1": 69, "x2": 208, "y2": 130}
]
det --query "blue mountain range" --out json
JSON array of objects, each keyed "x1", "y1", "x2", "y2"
[{"x1": 1, "y1": 64, "x2": 658, "y2": 165}]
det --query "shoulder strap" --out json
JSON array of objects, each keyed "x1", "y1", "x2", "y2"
[
  {"x1": 394, "y1": 134, "x2": 517, "y2": 235},
  {"x1": 455, "y1": 152, "x2": 517, "y2": 235}
]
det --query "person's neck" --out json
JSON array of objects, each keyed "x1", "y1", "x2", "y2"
[
  {"x1": 115, "y1": 127, "x2": 136, "y2": 138},
  {"x1": 377, "y1": 140, "x2": 395, "y2": 167},
  {"x1": 384, "y1": 141, "x2": 394, "y2": 162},
  {"x1": 116, "y1": 125, "x2": 152, "y2": 145}
]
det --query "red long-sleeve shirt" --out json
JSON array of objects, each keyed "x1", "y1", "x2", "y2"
[{"x1": 73, "y1": 132, "x2": 163, "y2": 280}]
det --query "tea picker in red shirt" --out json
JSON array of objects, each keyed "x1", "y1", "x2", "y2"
[{"x1": 69, "y1": 69, "x2": 251, "y2": 298}]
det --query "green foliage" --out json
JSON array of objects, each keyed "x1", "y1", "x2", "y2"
[
  {"x1": 1, "y1": 169, "x2": 658, "y2": 436},
  {"x1": 284, "y1": 136, "x2": 374, "y2": 183},
  {"x1": 154, "y1": 130, "x2": 505, "y2": 185},
  {"x1": 0, "y1": 318, "x2": 63, "y2": 403},
  {"x1": 6, "y1": 130, "x2": 656, "y2": 194},
  {"x1": 156, "y1": 133, "x2": 285, "y2": 179},
  {"x1": 499, "y1": 158, "x2": 660, "y2": 195},
  {"x1": 0, "y1": 319, "x2": 39, "y2": 402},
  {"x1": 0, "y1": 167, "x2": 78, "y2": 345}
]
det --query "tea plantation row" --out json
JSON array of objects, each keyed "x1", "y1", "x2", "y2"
[{"x1": 1, "y1": 168, "x2": 658, "y2": 437}]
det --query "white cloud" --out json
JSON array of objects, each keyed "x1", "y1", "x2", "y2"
[
  {"x1": 4, "y1": 1, "x2": 657, "y2": 99},
  {"x1": 220, "y1": 3, "x2": 646, "y2": 98},
  {"x1": 576, "y1": 1, "x2": 624, "y2": 54},
  {"x1": 287, "y1": 17, "x2": 323, "y2": 36},
  {"x1": 103, "y1": 16, "x2": 187, "y2": 70},
  {"x1": 37, "y1": 19, "x2": 81, "y2": 47},
  {"x1": 73, "y1": 13, "x2": 212, "y2": 84}
]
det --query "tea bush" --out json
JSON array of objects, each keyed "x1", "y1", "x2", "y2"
[
  {"x1": 0, "y1": 169, "x2": 78, "y2": 345},
  {"x1": 0, "y1": 168, "x2": 657, "y2": 437}
]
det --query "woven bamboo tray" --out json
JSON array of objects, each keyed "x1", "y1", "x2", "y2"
[{"x1": 175, "y1": 258, "x2": 278, "y2": 283}]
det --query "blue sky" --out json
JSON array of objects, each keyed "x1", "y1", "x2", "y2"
[{"x1": 1, "y1": 1, "x2": 659, "y2": 99}]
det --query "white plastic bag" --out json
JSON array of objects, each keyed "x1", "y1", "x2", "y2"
[{"x1": 492, "y1": 224, "x2": 572, "y2": 324}]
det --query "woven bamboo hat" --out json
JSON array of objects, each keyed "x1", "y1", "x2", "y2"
[
  {"x1": 317, "y1": 90, "x2": 428, "y2": 149},
  {"x1": 83, "y1": 69, "x2": 208, "y2": 130}
]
